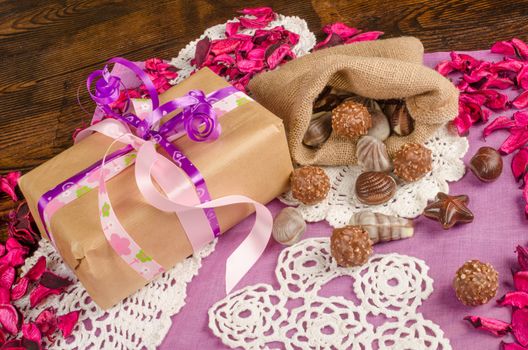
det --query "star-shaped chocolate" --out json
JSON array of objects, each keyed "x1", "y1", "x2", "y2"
[{"x1": 423, "y1": 192, "x2": 474, "y2": 229}]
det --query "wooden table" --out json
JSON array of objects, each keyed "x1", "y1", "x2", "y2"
[{"x1": 1, "y1": 0, "x2": 527, "y2": 220}]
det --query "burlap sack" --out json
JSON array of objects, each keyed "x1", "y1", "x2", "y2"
[{"x1": 248, "y1": 37, "x2": 459, "y2": 166}]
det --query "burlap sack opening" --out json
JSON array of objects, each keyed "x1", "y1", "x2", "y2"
[{"x1": 249, "y1": 37, "x2": 459, "y2": 166}]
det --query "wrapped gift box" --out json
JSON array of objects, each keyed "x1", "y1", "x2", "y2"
[{"x1": 19, "y1": 67, "x2": 293, "y2": 309}]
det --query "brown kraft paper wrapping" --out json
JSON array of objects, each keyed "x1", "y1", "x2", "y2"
[{"x1": 19, "y1": 68, "x2": 293, "y2": 309}]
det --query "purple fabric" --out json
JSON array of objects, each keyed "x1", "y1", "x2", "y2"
[{"x1": 159, "y1": 50, "x2": 527, "y2": 349}]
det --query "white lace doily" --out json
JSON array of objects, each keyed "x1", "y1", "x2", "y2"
[
  {"x1": 281, "y1": 126, "x2": 469, "y2": 226},
  {"x1": 16, "y1": 14, "x2": 316, "y2": 350},
  {"x1": 208, "y1": 238, "x2": 452, "y2": 350}
]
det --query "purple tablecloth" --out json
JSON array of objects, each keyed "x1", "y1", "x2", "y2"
[{"x1": 160, "y1": 50, "x2": 527, "y2": 350}]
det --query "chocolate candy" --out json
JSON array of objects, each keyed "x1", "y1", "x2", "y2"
[
  {"x1": 330, "y1": 225, "x2": 372, "y2": 267},
  {"x1": 355, "y1": 171, "x2": 396, "y2": 205},
  {"x1": 291, "y1": 166, "x2": 330, "y2": 205},
  {"x1": 356, "y1": 136, "x2": 392, "y2": 173},
  {"x1": 302, "y1": 112, "x2": 332, "y2": 148},
  {"x1": 423, "y1": 192, "x2": 474, "y2": 229},
  {"x1": 393, "y1": 143, "x2": 432, "y2": 182},
  {"x1": 272, "y1": 207, "x2": 306, "y2": 246},
  {"x1": 331, "y1": 100, "x2": 372, "y2": 138},
  {"x1": 469, "y1": 146, "x2": 503, "y2": 182},
  {"x1": 454, "y1": 260, "x2": 498, "y2": 306}
]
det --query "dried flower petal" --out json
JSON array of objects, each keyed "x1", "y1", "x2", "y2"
[
  {"x1": 513, "y1": 308, "x2": 528, "y2": 346},
  {"x1": 57, "y1": 311, "x2": 80, "y2": 338},
  {"x1": 192, "y1": 37, "x2": 211, "y2": 68},
  {"x1": 512, "y1": 38, "x2": 528, "y2": 60},
  {"x1": 29, "y1": 286, "x2": 62, "y2": 308},
  {"x1": 464, "y1": 315, "x2": 512, "y2": 336},
  {"x1": 24, "y1": 257, "x2": 46, "y2": 282},
  {"x1": 491, "y1": 59, "x2": 524, "y2": 73},
  {"x1": 345, "y1": 31, "x2": 384, "y2": 43},
  {"x1": 322, "y1": 22, "x2": 360, "y2": 38},
  {"x1": 517, "y1": 64, "x2": 528, "y2": 90},
  {"x1": 266, "y1": 43, "x2": 295, "y2": 70},
  {"x1": 491, "y1": 41, "x2": 517, "y2": 56},
  {"x1": 0, "y1": 288, "x2": 10, "y2": 305},
  {"x1": 0, "y1": 249, "x2": 27, "y2": 268},
  {"x1": 0, "y1": 265, "x2": 15, "y2": 290},
  {"x1": 513, "y1": 149, "x2": 528, "y2": 180},
  {"x1": 0, "y1": 176, "x2": 18, "y2": 202},
  {"x1": 11, "y1": 278, "x2": 29, "y2": 301},
  {"x1": 498, "y1": 291, "x2": 528, "y2": 308},
  {"x1": 483, "y1": 116, "x2": 516, "y2": 138},
  {"x1": 22, "y1": 323, "x2": 41, "y2": 344},
  {"x1": 34, "y1": 308, "x2": 57, "y2": 341},
  {"x1": 513, "y1": 91, "x2": 528, "y2": 109},
  {"x1": 314, "y1": 32, "x2": 343, "y2": 50},
  {"x1": 501, "y1": 342, "x2": 528, "y2": 350},
  {"x1": 436, "y1": 61, "x2": 455, "y2": 76},
  {"x1": 237, "y1": 7, "x2": 275, "y2": 29},
  {"x1": 515, "y1": 271, "x2": 528, "y2": 292},
  {"x1": 0, "y1": 305, "x2": 20, "y2": 335},
  {"x1": 500, "y1": 128, "x2": 528, "y2": 155},
  {"x1": 225, "y1": 21, "x2": 240, "y2": 37},
  {"x1": 236, "y1": 59, "x2": 264, "y2": 73},
  {"x1": 39, "y1": 272, "x2": 71, "y2": 290}
]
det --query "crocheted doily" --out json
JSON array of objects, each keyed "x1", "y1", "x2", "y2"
[
  {"x1": 17, "y1": 14, "x2": 316, "y2": 350},
  {"x1": 280, "y1": 125, "x2": 469, "y2": 226},
  {"x1": 208, "y1": 238, "x2": 452, "y2": 350}
]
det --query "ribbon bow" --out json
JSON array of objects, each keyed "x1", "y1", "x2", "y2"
[{"x1": 40, "y1": 57, "x2": 272, "y2": 294}]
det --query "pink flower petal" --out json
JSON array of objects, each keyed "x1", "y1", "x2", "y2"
[
  {"x1": 39, "y1": 272, "x2": 71, "y2": 290},
  {"x1": 57, "y1": 311, "x2": 80, "y2": 338},
  {"x1": 236, "y1": 59, "x2": 264, "y2": 73},
  {"x1": 0, "y1": 265, "x2": 15, "y2": 290},
  {"x1": 511, "y1": 147, "x2": 528, "y2": 180},
  {"x1": 464, "y1": 315, "x2": 512, "y2": 337},
  {"x1": 513, "y1": 91, "x2": 528, "y2": 109},
  {"x1": 483, "y1": 116, "x2": 516, "y2": 138},
  {"x1": 483, "y1": 77, "x2": 514, "y2": 89},
  {"x1": 0, "y1": 179, "x2": 17, "y2": 202},
  {"x1": 238, "y1": 7, "x2": 274, "y2": 18},
  {"x1": 512, "y1": 38, "x2": 528, "y2": 60},
  {"x1": 246, "y1": 48, "x2": 265, "y2": 61},
  {"x1": 11, "y1": 278, "x2": 29, "y2": 301},
  {"x1": 517, "y1": 245, "x2": 528, "y2": 269},
  {"x1": 322, "y1": 22, "x2": 360, "y2": 38},
  {"x1": 515, "y1": 112, "x2": 528, "y2": 127},
  {"x1": 491, "y1": 40, "x2": 517, "y2": 56},
  {"x1": 265, "y1": 43, "x2": 295, "y2": 70},
  {"x1": 502, "y1": 342, "x2": 528, "y2": 350},
  {"x1": 212, "y1": 54, "x2": 236, "y2": 66},
  {"x1": 0, "y1": 249, "x2": 27, "y2": 268},
  {"x1": 210, "y1": 39, "x2": 241, "y2": 55},
  {"x1": 225, "y1": 21, "x2": 240, "y2": 37},
  {"x1": 192, "y1": 37, "x2": 211, "y2": 68},
  {"x1": 513, "y1": 308, "x2": 528, "y2": 346},
  {"x1": 498, "y1": 291, "x2": 528, "y2": 308},
  {"x1": 516, "y1": 64, "x2": 528, "y2": 90},
  {"x1": 29, "y1": 286, "x2": 62, "y2": 308},
  {"x1": 314, "y1": 32, "x2": 343, "y2": 50},
  {"x1": 34, "y1": 308, "x2": 57, "y2": 340},
  {"x1": 345, "y1": 31, "x2": 384, "y2": 44},
  {"x1": 515, "y1": 271, "x2": 528, "y2": 292},
  {"x1": 499, "y1": 129, "x2": 528, "y2": 154},
  {"x1": 24, "y1": 257, "x2": 46, "y2": 282},
  {"x1": 21, "y1": 323, "x2": 41, "y2": 344},
  {"x1": 0, "y1": 288, "x2": 10, "y2": 305},
  {"x1": 436, "y1": 61, "x2": 455, "y2": 76},
  {"x1": 0, "y1": 305, "x2": 20, "y2": 335},
  {"x1": 491, "y1": 59, "x2": 524, "y2": 73}
]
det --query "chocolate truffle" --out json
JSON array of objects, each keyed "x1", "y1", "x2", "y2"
[
  {"x1": 469, "y1": 146, "x2": 503, "y2": 182},
  {"x1": 291, "y1": 166, "x2": 330, "y2": 205},
  {"x1": 454, "y1": 260, "x2": 498, "y2": 306},
  {"x1": 393, "y1": 143, "x2": 433, "y2": 182},
  {"x1": 330, "y1": 225, "x2": 373, "y2": 267},
  {"x1": 331, "y1": 100, "x2": 372, "y2": 138}
]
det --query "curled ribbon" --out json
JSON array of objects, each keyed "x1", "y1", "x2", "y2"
[{"x1": 38, "y1": 57, "x2": 273, "y2": 293}]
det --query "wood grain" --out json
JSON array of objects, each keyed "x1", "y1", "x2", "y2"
[{"x1": 0, "y1": 0, "x2": 527, "y2": 219}]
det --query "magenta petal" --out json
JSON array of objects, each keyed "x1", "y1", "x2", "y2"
[
  {"x1": 11, "y1": 278, "x2": 29, "y2": 301},
  {"x1": 39, "y1": 272, "x2": 71, "y2": 290},
  {"x1": 0, "y1": 288, "x2": 10, "y2": 305},
  {"x1": 512, "y1": 38, "x2": 528, "y2": 60},
  {"x1": 0, "y1": 249, "x2": 27, "y2": 268},
  {"x1": 210, "y1": 39, "x2": 241, "y2": 55},
  {"x1": 515, "y1": 271, "x2": 528, "y2": 292},
  {"x1": 266, "y1": 44, "x2": 294, "y2": 70},
  {"x1": 0, "y1": 265, "x2": 15, "y2": 290},
  {"x1": 483, "y1": 77, "x2": 514, "y2": 89},
  {"x1": 517, "y1": 245, "x2": 528, "y2": 269},
  {"x1": 514, "y1": 112, "x2": 528, "y2": 127},
  {"x1": 499, "y1": 129, "x2": 528, "y2": 154},
  {"x1": 0, "y1": 179, "x2": 17, "y2": 202},
  {"x1": 516, "y1": 64, "x2": 528, "y2": 90},
  {"x1": 238, "y1": 7, "x2": 274, "y2": 18},
  {"x1": 502, "y1": 342, "x2": 528, "y2": 350},
  {"x1": 491, "y1": 59, "x2": 524, "y2": 73},
  {"x1": 57, "y1": 311, "x2": 80, "y2": 338},
  {"x1": 24, "y1": 257, "x2": 46, "y2": 282},
  {"x1": 491, "y1": 41, "x2": 517, "y2": 56},
  {"x1": 34, "y1": 308, "x2": 57, "y2": 339},
  {"x1": 345, "y1": 31, "x2": 384, "y2": 43},
  {"x1": 513, "y1": 91, "x2": 528, "y2": 109},
  {"x1": 464, "y1": 315, "x2": 512, "y2": 337},
  {"x1": 238, "y1": 17, "x2": 270, "y2": 29},
  {"x1": 236, "y1": 59, "x2": 264, "y2": 73},
  {"x1": 483, "y1": 116, "x2": 516, "y2": 138},
  {"x1": 29, "y1": 285, "x2": 61, "y2": 308},
  {"x1": 436, "y1": 61, "x2": 455, "y2": 76},
  {"x1": 225, "y1": 21, "x2": 240, "y2": 37},
  {"x1": 513, "y1": 308, "x2": 528, "y2": 346},
  {"x1": 322, "y1": 22, "x2": 360, "y2": 38},
  {"x1": 192, "y1": 36, "x2": 211, "y2": 68},
  {"x1": 0, "y1": 305, "x2": 20, "y2": 335},
  {"x1": 498, "y1": 291, "x2": 528, "y2": 308},
  {"x1": 22, "y1": 323, "x2": 41, "y2": 344},
  {"x1": 212, "y1": 54, "x2": 236, "y2": 66}
]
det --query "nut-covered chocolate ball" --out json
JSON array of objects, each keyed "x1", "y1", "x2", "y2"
[
  {"x1": 291, "y1": 166, "x2": 330, "y2": 205},
  {"x1": 331, "y1": 100, "x2": 372, "y2": 138},
  {"x1": 453, "y1": 260, "x2": 498, "y2": 306},
  {"x1": 469, "y1": 146, "x2": 503, "y2": 182},
  {"x1": 393, "y1": 143, "x2": 433, "y2": 182},
  {"x1": 330, "y1": 225, "x2": 373, "y2": 267}
]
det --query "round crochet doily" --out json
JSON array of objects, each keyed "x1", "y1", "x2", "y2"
[{"x1": 209, "y1": 238, "x2": 452, "y2": 350}]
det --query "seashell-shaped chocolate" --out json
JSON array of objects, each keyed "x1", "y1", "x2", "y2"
[
  {"x1": 272, "y1": 207, "x2": 306, "y2": 246},
  {"x1": 356, "y1": 136, "x2": 392, "y2": 172},
  {"x1": 469, "y1": 146, "x2": 503, "y2": 182},
  {"x1": 355, "y1": 171, "x2": 397, "y2": 205},
  {"x1": 365, "y1": 100, "x2": 390, "y2": 141},
  {"x1": 348, "y1": 211, "x2": 413, "y2": 244},
  {"x1": 381, "y1": 100, "x2": 414, "y2": 136},
  {"x1": 303, "y1": 112, "x2": 332, "y2": 148}
]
